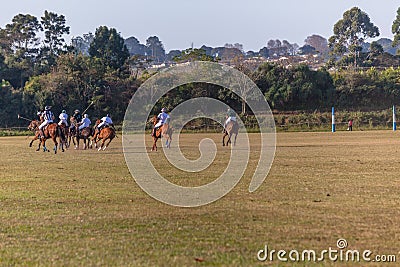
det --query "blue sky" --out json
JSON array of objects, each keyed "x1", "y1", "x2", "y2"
[{"x1": 1, "y1": 0, "x2": 399, "y2": 52}]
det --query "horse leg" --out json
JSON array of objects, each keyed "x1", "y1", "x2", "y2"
[
  {"x1": 151, "y1": 138, "x2": 157, "y2": 151},
  {"x1": 92, "y1": 136, "x2": 98, "y2": 148},
  {"x1": 234, "y1": 133, "x2": 237, "y2": 146},
  {"x1": 103, "y1": 137, "x2": 113, "y2": 150},
  {"x1": 98, "y1": 139, "x2": 105, "y2": 151},
  {"x1": 58, "y1": 137, "x2": 64, "y2": 152},
  {"x1": 29, "y1": 135, "x2": 38, "y2": 147},
  {"x1": 42, "y1": 139, "x2": 48, "y2": 152},
  {"x1": 53, "y1": 137, "x2": 58, "y2": 154},
  {"x1": 222, "y1": 133, "x2": 227, "y2": 146},
  {"x1": 227, "y1": 133, "x2": 232, "y2": 145}
]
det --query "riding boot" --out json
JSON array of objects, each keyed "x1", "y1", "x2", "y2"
[{"x1": 151, "y1": 128, "x2": 156, "y2": 137}]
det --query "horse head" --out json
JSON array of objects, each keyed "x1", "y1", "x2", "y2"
[
  {"x1": 70, "y1": 117, "x2": 77, "y2": 126},
  {"x1": 152, "y1": 115, "x2": 158, "y2": 126},
  {"x1": 28, "y1": 120, "x2": 39, "y2": 131}
]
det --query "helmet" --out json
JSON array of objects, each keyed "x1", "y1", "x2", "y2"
[
  {"x1": 74, "y1": 109, "x2": 80, "y2": 113},
  {"x1": 106, "y1": 114, "x2": 110, "y2": 117},
  {"x1": 37, "y1": 111, "x2": 41, "y2": 116},
  {"x1": 161, "y1": 108, "x2": 166, "y2": 112},
  {"x1": 62, "y1": 110, "x2": 66, "y2": 113},
  {"x1": 84, "y1": 114, "x2": 88, "y2": 118},
  {"x1": 45, "y1": 106, "x2": 51, "y2": 111}
]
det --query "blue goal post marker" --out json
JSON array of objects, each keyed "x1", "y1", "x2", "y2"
[
  {"x1": 393, "y1": 105, "x2": 397, "y2": 131},
  {"x1": 332, "y1": 107, "x2": 335, "y2": 132}
]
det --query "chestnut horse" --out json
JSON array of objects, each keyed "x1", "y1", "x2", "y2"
[
  {"x1": 28, "y1": 120, "x2": 65, "y2": 153},
  {"x1": 91, "y1": 119, "x2": 116, "y2": 151},
  {"x1": 222, "y1": 120, "x2": 239, "y2": 146},
  {"x1": 150, "y1": 116, "x2": 172, "y2": 151}
]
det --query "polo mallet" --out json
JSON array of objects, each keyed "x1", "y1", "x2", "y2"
[
  {"x1": 17, "y1": 114, "x2": 32, "y2": 122},
  {"x1": 82, "y1": 101, "x2": 94, "y2": 115}
]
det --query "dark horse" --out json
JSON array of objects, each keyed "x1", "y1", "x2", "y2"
[
  {"x1": 69, "y1": 117, "x2": 93, "y2": 150},
  {"x1": 222, "y1": 120, "x2": 239, "y2": 146},
  {"x1": 150, "y1": 116, "x2": 172, "y2": 151},
  {"x1": 28, "y1": 120, "x2": 65, "y2": 154},
  {"x1": 68, "y1": 117, "x2": 78, "y2": 148},
  {"x1": 91, "y1": 119, "x2": 116, "y2": 151},
  {"x1": 58, "y1": 122, "x2": 70, "y2": 149}
]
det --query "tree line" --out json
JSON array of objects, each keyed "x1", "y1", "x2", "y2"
[{"x1": 2, "y1": 7, "x2": 400, "y2": 127}]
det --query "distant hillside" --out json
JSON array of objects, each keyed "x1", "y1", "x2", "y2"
[{"x1": 363, "y1": 38, "x2": 400, "y2": 55}]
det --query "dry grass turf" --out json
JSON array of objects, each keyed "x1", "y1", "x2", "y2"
[{"x1": 0, "y1": 131, "x2": 400, "y2": 266}]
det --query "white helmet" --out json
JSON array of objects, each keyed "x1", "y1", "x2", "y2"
[
  {"x1": 84, "y1": 114, "x2": 88, "y2": 118},
  {"x1": 161, "y1": 108, "x2": 166, "y2": 112}
]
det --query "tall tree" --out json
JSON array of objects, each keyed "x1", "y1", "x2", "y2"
[
  {"x1": 146, "y1": 36, "x2": 165, "y2": 63},
  {"x1": 89, "y1": 26, "x2": 130, "y2": 70},
  {"x1": 41, "y1": 10, "x2": 70, "y2": 54},
  {"x1": 328, "y1": 7, "x2": 379, "y2": 67},
  {"x1": 392, "y1": 7, "x2": 400, "y2": 53},
  {"x1": 0, "y1": 14, "x2": 42, "y2": 87},
  {"x1": 0, "y1": 14, "x2": 41, "y2": 53}
]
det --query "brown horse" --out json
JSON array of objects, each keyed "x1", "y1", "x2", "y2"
[
  {"x1": 28, "y1": 122, "x2": 42, "y2": 151},
  {"x1": 68, "y1": 117, "x2": 92, "y2": 149},
  {"x1": 150, "y1": 116, "x2": 172, "y2": 151},
  {"x1": 28, "y1": 120, "x2": 65, "y2": 153},
  {"x1": 68, "y1": 117, "x2": 78, "y2": 148},
  {"x1": 91, "y1": 119, "x2": 116, "y2": 151},
  {"x1": 76, "y1": 126, "x2": 93, "y2": 150},
  {"x1": 58, "y1": 123, "x2": 70, "y2": 149},
  {"x1": 222, "y1": 120, "x2": 239, "y2": 146}
]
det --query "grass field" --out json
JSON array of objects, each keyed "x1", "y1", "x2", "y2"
[{"x1": 1, "y1": 131, "x2": 400, "y2": 266}]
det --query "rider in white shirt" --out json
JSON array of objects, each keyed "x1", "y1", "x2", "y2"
[
  {"x1": 224, "y1": 108, "x2": 237, "y2": 132},
  {"x1": 78, "y1": 114, "x2": 91, "y2": 132},
  {"x1": 58, "y1": 110, "x2": 69, "y2": 126},
  {"x1": 97, "y1": 114, "x2": 114, "y2": 129},
  {"x1": 152, "y1": 108, "x2": 170, "y2": 136}
]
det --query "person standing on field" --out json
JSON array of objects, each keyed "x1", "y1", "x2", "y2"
[{"x1": 347, "y1": 119, "x2": 353, "y2": 131}]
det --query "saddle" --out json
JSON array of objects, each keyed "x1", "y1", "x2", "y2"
[{"x1": 99, "y1": 125, "x2": 109, "y2": 130}]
